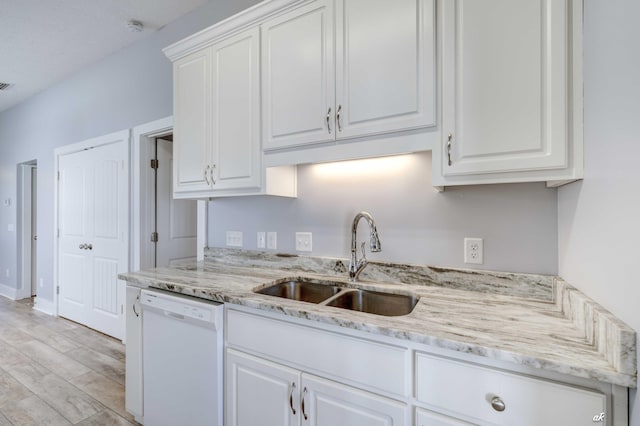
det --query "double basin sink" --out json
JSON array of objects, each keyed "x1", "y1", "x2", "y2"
[{"x1": 254, "y1": 278, "x2": 419, "y2": 317}]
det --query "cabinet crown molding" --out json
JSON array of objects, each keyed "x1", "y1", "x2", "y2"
[{"x1": 163, "y1": 0, "x2": 309, "y2": 62}]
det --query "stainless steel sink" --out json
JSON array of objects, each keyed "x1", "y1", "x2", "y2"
[
  {"x1": 255, "y1": 278, "x2": 419, "y2": 317},
  {"x1": 255, "y1": 279, "x2": 341, "y2": 304},
  {"x1": 325, "y1": 289, "x2": 419, "y2": 316}
]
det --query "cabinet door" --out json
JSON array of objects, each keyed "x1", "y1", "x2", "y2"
[
  {"x1": 173, "y1": 49, "x2": 212, "y2": 194},
  {"x1": 302, "y1": 374, "x2": 407, "y2": 426},
  {"x1": 211, "y1": 28, "x2": 262, "y2": 190},
  {"x1": 441, "y1": 0, "x2": 569, "y2": 175},
  {"x1": 124, "y1": 286, "x2": 142, "y2": 419},
  {"x1": 415, "y1": 408, "x2": 472, "y2": 426},
  {"x1": 226, "y1": 349, "x2": 300, "y2": 426},
  {"x1": 335, "y1": 0, "x2": 436, "y2": 139},
  {"x1": 262, "y1": 0, "x2": 335, "y2": 150}
]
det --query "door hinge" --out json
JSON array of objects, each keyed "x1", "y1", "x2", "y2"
[
  {"x1": 151, "y1": 232, "x2": 158, "y2": 242},
  {"x1": 56, "y1": 286, "x2": 60, "y2": 295},
  {"x1": 150, "y1": 159, "x2": 159, "y2": 169}
]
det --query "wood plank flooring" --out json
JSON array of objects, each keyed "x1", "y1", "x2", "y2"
[{"x1": 0, "y1": 297, "x2": 136, "y2": 425}]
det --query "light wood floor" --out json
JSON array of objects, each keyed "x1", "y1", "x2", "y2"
[{"x1": 0, "y1": 296, "x2": 136, "y2": 425}]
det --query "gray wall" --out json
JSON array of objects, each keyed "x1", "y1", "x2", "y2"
[
  {"x1": 0, "y1": 0, "x2": 261, "y2": 300},
  {"x1": 558, "y1": 0, "x2": 640, "y2": 421},
  {"x1": 209, "y1": 151, "x2": 559, "y2": 274}
]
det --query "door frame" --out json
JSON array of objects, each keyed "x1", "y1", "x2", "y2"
[
  {"x1": 53, "y1": 129, "x2": 131, "y2": 318},
  {"x1": 131, "y1": 117, "x2": 207, "y2": 273},
  {"x1": 17, "y1": 161, "x2": 37, "y2": 300}
]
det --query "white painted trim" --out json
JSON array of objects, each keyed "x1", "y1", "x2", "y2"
[
  {"x1": 53, "y1": 128, "x2": 131, "y2": 320},
  {"x1": 17, "y1": 163, "x2": 35, "y2": 300},
  {"x1": 197, "y1": 200, "x2": 207, "y2": 261},
  {"x1": 0, "y1": 283, "x2": 18, "y2": 300},
  {"x1": 33, "y1": 296, "x2": 55, "y2": 316},
  {"x1": 131, "y1": 117, "x2": 173, "y2": 272},
  {"x1": 163, "y1": 0, "x2": 309, "y2": 61}
]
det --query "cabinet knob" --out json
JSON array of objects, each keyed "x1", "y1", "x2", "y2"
[
  {"x1": 491, "y1": 396, "x2": 506, "y2": 412},
  {"x1": 79, "y1": 244, "x2": 86, "y2": 250}
]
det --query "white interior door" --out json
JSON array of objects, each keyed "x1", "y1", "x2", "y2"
[
  {"x1": 156, "y1": 138, "x2": 197, "y2": 267},
  {"x1": 58, "y1": 133, "x2": 128, "y2": 339}
]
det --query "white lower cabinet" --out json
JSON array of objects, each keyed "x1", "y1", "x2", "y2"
[
  {"x1": 415, "y1": 353, "x2": 606, "y2": 426},
  {"x1": 415, "y1": 408, "x2": 472, "y2": 426},
  {"x1": 225, "y1": 349, "x2": 407, "y2": 426}
]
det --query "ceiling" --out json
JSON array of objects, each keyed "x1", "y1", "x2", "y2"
[{"x1": 0, "y1": 0, "x2": 208, "y2": 113}]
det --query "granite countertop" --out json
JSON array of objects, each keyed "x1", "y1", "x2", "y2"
[{"x1": 119, "y1": 248, "x2": 637, "y2": 388}]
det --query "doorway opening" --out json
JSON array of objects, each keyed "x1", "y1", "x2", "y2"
[
  {"x1": 146, "y1": 134, "x2": 197, "y2": 268},
  {"x1": 18, "y1": 160, "x2": 37, "y2": 300},
  {"x1": 132, "y1": 117, "x2": 200, "y2": 273}
]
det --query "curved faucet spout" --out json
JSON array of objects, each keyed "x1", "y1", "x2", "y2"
[{"x1": 348, "y1": 211, "x2": 382, "y2": 282}]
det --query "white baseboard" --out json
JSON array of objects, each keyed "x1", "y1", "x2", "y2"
[
  {"x1": 33, "y1": 297, "x2": 56, "y2": 316},
  {"x1": 0, "y1": 283, "x2": 18, "y2": 300}
]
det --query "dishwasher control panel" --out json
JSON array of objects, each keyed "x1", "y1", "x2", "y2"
[{"x1": 141, "y1": 290, "x2": 222, "y2": 325}]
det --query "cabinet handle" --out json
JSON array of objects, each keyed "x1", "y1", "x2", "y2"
[
  {"x1": 301, "y1": 387, "x2": 308, "y2": 420},
  {"x1": 326, "y1": 107, "x2": 332, "y2": 134},
  {"x1": 289, "y1": 382, "x2": 296, "y2": 415},
  {"x1": 87, "y1": 244, "x2": 92, "y2": 250},
  {"x1": 132, "y1": 293, "x2": 140, "y2": 318},
  {"x1": 210, "y1": 164, "x2": 216, "y2": 185},
  {"x1": 491, "y1": 396, "x2": 506, "y2": 412},
  {"x1": 204, "y1": 165, "x2": 211, "y2": 185},
  {"x1": 79, "y1": 244, "x2": 86, "y2": 250},
  {"x1": 336, "y1": 104, "x2": 342, "y2": 132},
  {"x1": 447, "y1": 133, "x2": 453, "y2": 166}
]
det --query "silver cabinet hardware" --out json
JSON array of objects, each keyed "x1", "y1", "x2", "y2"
[
  {"x1": 79, "y1": 244, "x2": 86, "y2": 250},
  {"x1": 289, "y1": 382, "x2": 296, "y2": 415},
  {"x1": 336, "y1": 104, "x2": 342, "y2": 132},
  {"x1": 301, "y1": 387, "x2": 308, "y2": 420},
  {"x1": 491, "y1": 396, "x2": 506, "y2": 412},
  {"x1": 326, "y1": 107, "x2": 332, "y2": 134},
  {"x1": 204, "y1": 165, "x2": 211, "y2": 186},
  {"x1": 87, "y1": 244, "x2": 92, "y2": 250},
  {"x1": 447, "y1": 133, "x2": 453, "y2": 166},
  {"x1": 210, "y1": 164, "x2": 216, "y2": 185}
]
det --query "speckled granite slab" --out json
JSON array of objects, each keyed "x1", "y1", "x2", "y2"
[{"x1": 119, "y1": 248, "x2": 637, "y2": 388}]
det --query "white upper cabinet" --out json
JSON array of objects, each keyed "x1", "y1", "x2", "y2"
[
  {"x1": 262, "y1": 0, "x2": 436, "y2": 152},
  {"x1": 262, "y1": 0, "x2": 335, "y2": 150},
  {"x1": 335, "y1": 0, "x2": 436, "y2": 139},
  {"x1": 169, "y1": 26, "x2": 296, "y2": 199},
  {"x1": 434, "y1": 0, "x2": 583, "y2": 187},
  {"x1": 211, "y1": 28, "x2": 262, "y2": 191},
  {"x1": 173, "y1": 49, "x2": 211, "y2": 194}
]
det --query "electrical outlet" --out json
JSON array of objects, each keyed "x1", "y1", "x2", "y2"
[
  {"x1": 464, "y1": 238, "x2": 483, "y2": 264},
  {"x1": 267, "y1": 232, "x2": 277, "y2": 250},
  {"x1": 295, "y1": 232, "x2": 312, "y2": 252},
  {"x1": 257, "y1": 232, "x2": 266, "y2": 249},
  {"x1": 226, "y1": 231, "x2": 243, "y2": 247}
]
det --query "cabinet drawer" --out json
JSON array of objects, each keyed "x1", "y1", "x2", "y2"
[
  {"x1": 415, "y1": 353, "x2": 605, "y2": 426},
  {"x1": 227, "y1": 309, "x2": 409, "y2": 398}
]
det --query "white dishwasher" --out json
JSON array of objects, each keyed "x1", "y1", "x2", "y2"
[{"x1": 141, "y1": 289, "x2": 224, "y2": 426}]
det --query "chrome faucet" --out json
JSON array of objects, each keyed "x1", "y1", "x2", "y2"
[{"x1": 348, "y1": 211, "x2": 381, "y2": 282}]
